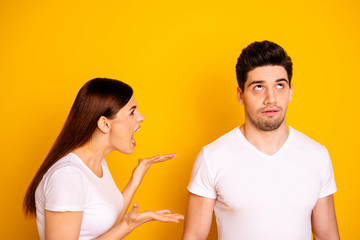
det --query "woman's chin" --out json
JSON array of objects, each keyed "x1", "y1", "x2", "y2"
[
  {"x1": 116, "y1": 146, "x2": 135, "y2": 155},
  {"x1": 126, "y1": 146, "x2": 135, "y2": 155}
]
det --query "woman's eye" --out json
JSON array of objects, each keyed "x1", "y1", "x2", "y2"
[{"x1": 130, "y1": 110, "x2": 135, "y2": 115}]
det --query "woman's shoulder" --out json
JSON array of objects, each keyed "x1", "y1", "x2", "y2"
[
  {"x1": 44, "y1": 153, "x2": 85, "y2": 179},
  {"x1": 37, "y1": 154, "x2": 86, "y2": 197}
]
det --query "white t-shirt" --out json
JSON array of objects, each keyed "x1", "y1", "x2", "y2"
[
  {"x1": 35, "y1": 153, "x2": 124, "y2": 240},
  {"x1": 188, "y1": 127, "x2": 337, "y2": 240}
]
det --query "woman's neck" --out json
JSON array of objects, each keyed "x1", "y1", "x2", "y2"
[{"x1": 72, "y1": 140, "x2": 108, "y2": 178}]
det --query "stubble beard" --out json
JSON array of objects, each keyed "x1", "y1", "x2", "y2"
[{"x1": 246, "y1": 107, "x2": 286, "y2": 131}]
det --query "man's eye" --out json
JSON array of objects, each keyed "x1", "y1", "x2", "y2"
[
  {"x1": 277, "y1": 84, "x2": 284, "y2": 89},
  {"x1": 254, "y1": 85, "x2": 263, "y2": 90}
]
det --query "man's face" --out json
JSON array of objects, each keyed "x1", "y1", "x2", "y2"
[{"x1": 237, "y1": 65, "x2": 293, "y2": 131}]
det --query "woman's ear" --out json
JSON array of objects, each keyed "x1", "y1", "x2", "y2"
[{"x1": 97, "y1": 116, "x2": 110, "y2": 133}]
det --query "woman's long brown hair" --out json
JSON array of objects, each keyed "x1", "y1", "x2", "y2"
[{"x1": 23, "y1": 78, "x2": 133, "y2": 217}]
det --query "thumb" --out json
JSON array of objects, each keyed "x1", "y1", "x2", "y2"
[{"x1": 129, "y1": 202, "x2": 140, "y2": 215}]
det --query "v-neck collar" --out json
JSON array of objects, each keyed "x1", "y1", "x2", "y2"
[
  {"x1": 68, "y1": 152, "x2": 105, "y2": 180},
  {"x1": 234, "y1": 126, "x2": 293, "y2": 160}
]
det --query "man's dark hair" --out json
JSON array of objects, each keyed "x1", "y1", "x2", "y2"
[{"x1": 235, "y1": 40, "x2": 293, "y2": 91}]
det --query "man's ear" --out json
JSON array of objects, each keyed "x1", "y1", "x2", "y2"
[
  {"x1": 289, "y1": 83, "x2": 293, "y2": 102},
  {"x1": 237, "y1": 87, "x2": 245, "y2": 105},
  {"x1": 97, "y1": 116, "x2": 110, "y2": 133}
]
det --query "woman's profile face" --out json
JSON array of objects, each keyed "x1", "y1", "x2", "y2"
[{"x1": 108, "y1": 95, "x2": 145, "y2": 154}]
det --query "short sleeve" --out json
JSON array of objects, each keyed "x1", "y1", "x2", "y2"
[
  {"x1": 319, "y1": 146, "x2": 337, "y2": 198},
  {"x1": 187, "y1": 148, "x2": 217, "y2": 199},
  {"x1": 44, "y1": 167, "x2": 86, "y2": 211}
]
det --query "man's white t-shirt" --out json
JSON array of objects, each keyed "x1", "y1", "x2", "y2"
[
  {"x1": 188, "y1": 127, "x2": 337, "y2": 240},
  {"x1": 35, "y1": 153, "x2": 124, "y2": 240}
]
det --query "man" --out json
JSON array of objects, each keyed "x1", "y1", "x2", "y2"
[{"x1": 182, "y1": 40, "x2": 340, "y2": 240}]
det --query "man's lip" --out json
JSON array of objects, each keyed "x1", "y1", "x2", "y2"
[
  {"x1": 261, "y1": 108, "x2": 279, "y2": 113},
  {"x1": 261, "y1": 108, "x2": 280, "y2": 116}
]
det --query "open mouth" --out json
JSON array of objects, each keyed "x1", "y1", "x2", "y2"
[{"x1": 131, "y1": 126, "x2": 141, "y2": 147}]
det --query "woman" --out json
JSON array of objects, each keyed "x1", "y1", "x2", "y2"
[{"x1": 23, "y1": 78, "x2": 183, "y2": 239}]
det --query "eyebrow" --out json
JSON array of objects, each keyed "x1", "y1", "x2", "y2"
[
  {"x1": 129, "y1": 105, "x2": 137, "y2": 111},
  {"x1": 247, "y1": 80, "x2": 265, "y2": 87},
  {"x1": 276, "y1": 78, "x2": 289, "y2": 84},
  {"x1": 247, "y1": 78, "x2": 289, "y2": 87}
]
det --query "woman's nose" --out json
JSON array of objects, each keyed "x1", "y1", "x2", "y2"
[{"x1": 138, "y1": 112, "x2": 145, "y2": 122}]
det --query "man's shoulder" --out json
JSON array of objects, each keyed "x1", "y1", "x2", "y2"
[
  {"x1": 290, "y1": 127, "x2": 326, "y2": 153},
  {"x1": 203, "y1": 127, "x2": 241, "y2": 153}
]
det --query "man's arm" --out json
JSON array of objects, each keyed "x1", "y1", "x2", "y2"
[
  {"x1": 182, "y1": 192, "x2": 216, "y2": 240},
  {"x1": 311, "y1": 194, "x2": 340, "y2": 240}
]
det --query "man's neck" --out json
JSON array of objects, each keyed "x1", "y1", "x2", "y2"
[{"x1": 240, "y1": 122, "x2": 290, "y2": 156}]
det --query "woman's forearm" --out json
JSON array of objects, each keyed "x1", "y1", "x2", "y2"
[
  {"x1": 115, "y1": 154, "x2": 176, "y2": 224},
  {"x1": 118, "y1": 176, "x2": 144, "y2": 219},
  {"x1": 116, "y1": 162, "x2": 150, "y2": 222}
]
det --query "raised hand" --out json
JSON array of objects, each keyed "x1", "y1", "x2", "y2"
[
  {"x1": 96, "y1": 202, "x2": 183, "y2": 240},
  {"x1": 118, "y1": 153, "x2": 178, "y2": 223},
  {"x1": 123, "y1": 203, "x2": 184, "y2": 231},
  {"x1": 132, "y1": 154, "x2": 176, "y2": 182},
  {"x1": 139, "y1": 153, "x2": 176, "y2": 167}
]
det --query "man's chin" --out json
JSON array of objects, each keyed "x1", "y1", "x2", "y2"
[{"x1": 255, "y1": 118, "x2": 284, "y2": 131}]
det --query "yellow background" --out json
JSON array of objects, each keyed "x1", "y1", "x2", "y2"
[{"x1": 1, "y1": 0, "x2": 359, "y2": 239}]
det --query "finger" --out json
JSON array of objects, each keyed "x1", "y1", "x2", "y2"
[
  {"x1": 161, "y1": 153, "x2": 176, "y2": 159},
  {"x1": 129, "y1": 202, "x2": 140, "y2": 215},
  {"x1": 155, "y1": 209, "x2": 171, "y2": 214},
  {"x1": 159, "y1": 215, "x2": 182, "y2": 223},
  {"x1": 140, "y1": 154, "x2": 176, "y2": 164},
  {"x1": 152, "y1": 214, "x2": 179, "y2": 223},
  {"x1": 140, "y1": 211, "x2": 184, "y2": 223},
  {"x1": 150, "y1": 154, "x2": 176, "y2": 163},
  {"x1": 161, "y1": 214, "x2": 184, "y2": 220},
  {"x1": 152, "y1": 212, "x2": 184, "y2": 223},
  {"x1": 138, "y1": 155, "x2": 161, "y2": 163}
]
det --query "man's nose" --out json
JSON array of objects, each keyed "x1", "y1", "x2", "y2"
[{"x1": 263, "y1": 88, "x2": 276, "y2": 105}]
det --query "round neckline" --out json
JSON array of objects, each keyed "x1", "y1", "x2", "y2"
[
  {"x1": 234, "y1": 126, "x2": 293, "y2": 160},
  {"x1": 67, "y1": 152, "x2": 105, "y2": 180}
]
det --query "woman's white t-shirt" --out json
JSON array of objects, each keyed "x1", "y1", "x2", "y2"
[{"x1": 35, "y1": 153, "x2": 124, "y2": 240}]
